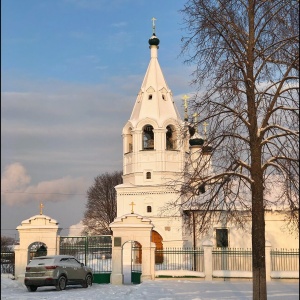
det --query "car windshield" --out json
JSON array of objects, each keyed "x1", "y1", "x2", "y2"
[{"x1": 28, "y1": 258, "x2": 56, "y2": 266}]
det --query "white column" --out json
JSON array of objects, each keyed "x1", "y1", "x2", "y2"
[
  {"x1": 202, "y1": 239, "x2": 213, "y2": 281},
  {"x1": 110, "y1": 245, "x2": 123, "y2": 285},
  {"x1": 265, "y1": 240, "x2": 272, "y2": 282},
  {"x1": 141, "y1": 246, "x2": 152, "y2": 282}
]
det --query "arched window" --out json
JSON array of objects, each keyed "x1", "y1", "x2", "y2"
[
  {"x1": 143, "y1": 125, "x2": 154, "y2": 150},
  {"x1": 166, "y1": 125, "x2": 176, "y2": 150},
  {"x1": 146, "y1": 172, "x2": 151, "y2": 179}
]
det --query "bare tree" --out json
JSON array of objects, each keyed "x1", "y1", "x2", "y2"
[
  {"x1": 172, "y1": 1, "x2": 299, "y2": 299},
  {"x1": 1, "y1": 236, "x2": 15, "y2": 252},
  {"x1": 82, "y1": 171, "x2": 123, "y2": 235}
]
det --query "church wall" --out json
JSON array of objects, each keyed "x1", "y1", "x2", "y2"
[
  {"x1": 187, "y1": 211, "x2": 298, "y2": 249},
  {"x1": 123, "y1": 151, "x2": 184, "y2": 185}
]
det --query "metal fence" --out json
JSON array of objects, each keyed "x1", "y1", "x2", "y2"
[
  {"x1": 155, "y1": 248, "x2": 204, "y2": 272},
  {"x1": 271, "y1": 248, "x2": 299, "y2": 271},
  {"x1": 1, "y1": 252, "x2": 15, "y2": 275},
  {"x1": 59, "y1": 236, "x2": 112, "y2": 283},
  {"x1": 213, "y1": 248, "x2": 252, "y2": 271},
  {"x1": 2, "y1": 244, "x2": 299, "y2": 281}
]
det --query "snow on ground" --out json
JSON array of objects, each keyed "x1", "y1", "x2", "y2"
[{"x1": 1, "y1": 274, "x2": 299, "y2": 300}]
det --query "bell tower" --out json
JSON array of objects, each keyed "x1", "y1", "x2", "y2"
[{"x1": 115, "y1": 19, "x2": 188, "y2": 247}]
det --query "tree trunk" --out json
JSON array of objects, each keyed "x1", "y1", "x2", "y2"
[
  {"x1": 251, "y1": 148, "x2": 267, "y2": 300},
  {"x1": 252, "y1": 183, "x2": 266, "y2": 299}
]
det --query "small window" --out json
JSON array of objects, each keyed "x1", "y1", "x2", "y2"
[
  {"x1": 147, "y1": 206, "x2": 152, "y2": 213},
  {"x1": 146, "y1": 172, "x2": 151, "y2": 179},
  {"x1": 162, "y1": 95, "x2": 165, "y2": 100},
  {"x1": 216, "y1": 229, "x2": 228, "y2": 247},
  {"x1": 148, "y1": 94, "x2": 152, "y2": 100}
]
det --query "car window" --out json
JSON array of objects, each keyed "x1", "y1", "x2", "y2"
[
  {"x1": 60, "y1": 258, "x2": 69, "y2": 262},
  {"x1": 68, "y1": 258, "x2": 82, "y2": 267},
  {"x1": 28, "y1": 258, "x2": 55, "y2": 266}
]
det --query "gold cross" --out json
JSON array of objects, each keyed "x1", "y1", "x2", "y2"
[
  {"x1": 203, "y1": 121, "x2": 209, "y2": 136},
  {"x1": 151, "y1": 17, "x2": 157, "y2": 34},
  {"x1": 129, "y1": 202, "x2": 135, "y2": 214},
  {"x1": 193, "y1": 113, "x2": 199, "y2": 133},
  {"x1": 39, "y1": 202, "x2": 44, "y2": 215},
  {"x1": 182, "y1": 94, "x2": 190, "y2": 109},
  {"x1": 193, "y1": 113, "x2": 198, "y2": 123}
]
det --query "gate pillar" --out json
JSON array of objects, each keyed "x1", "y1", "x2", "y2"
[
  {"x1": 109, "y1": 213, "x2": 155, "y2": 285},
  {"x1": 141, "y1": 243, "x2": 156, "y2": 282}
]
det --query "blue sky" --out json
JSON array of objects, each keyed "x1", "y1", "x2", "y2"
[{"x1": 1, "y1": 0, "x2": 194, "y2": 238}]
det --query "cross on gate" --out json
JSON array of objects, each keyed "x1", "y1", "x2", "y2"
[
  {"x1": 39, "y1": 202, "x2": 44, "y2": 215},
  {"x1": 129, "y1": 201, "x2": 135, "y2": 214}
]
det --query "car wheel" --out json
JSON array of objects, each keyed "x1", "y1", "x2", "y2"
[
  {"x1": 56, "y1": 275, "x2": 67, "y2": 291},
  {"x1": 82, "y1": 274, "x2": 93, "y2": 288},
  {"x1": 26, "y1": 285, "x2": 37, "y2": 292}
]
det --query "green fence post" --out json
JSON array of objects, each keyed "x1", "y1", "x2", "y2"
[{"x1": 85, "y1": 236, "x2": 88, "y2": 267}]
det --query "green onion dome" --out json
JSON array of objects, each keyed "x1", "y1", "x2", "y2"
[
  {"x1": 149, "y1": 33, "x2": 160, "y2": 46},
  {"x1": 189, "y1": 132, "x2": 204, "y2": 146}
]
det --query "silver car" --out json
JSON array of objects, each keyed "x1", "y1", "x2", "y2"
[{"x1": 24, "y1": 255, "x2": 93, "y2": 292}]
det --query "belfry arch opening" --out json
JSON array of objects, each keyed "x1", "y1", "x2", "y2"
[
  {"x1": 143, "y1": 125, "x2": 154, "y2": 150},
  {"x1": 128, "y1": 128, "x2": 133, "y2": 152},
  {"x1": 166, "y1": 125, "x2": 177, "y2": 150},
  {"x1": 124, "y1": 127, "x2": 133, "y2": 153}
]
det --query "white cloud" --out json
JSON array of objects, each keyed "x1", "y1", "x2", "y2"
[
  {"x1": 1, "y1": 163, "x2": 31, "y2": 192},
  {"x1": 68, "y1": 220, "x2": 84, "y2": 236},
  {"x1": 1, "y1": 163, "x2": 88, "y2": 206},
  {"x1": 111, "y1": 22, "x2": 127, "y2": 28}
]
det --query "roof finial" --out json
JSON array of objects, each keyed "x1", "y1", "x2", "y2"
[
  {"x1": 193, "y1": 113, "x2": 199, "y2": 133},
  {"x1": 39, "y1": 202, "x2": 44, "y2": 215},
  {"x1": 182, "y1": 94, "x2": 190, "y2": 121},
  {"x1": 151, "y1": 17, "x2": 157, "y2": 35},
  {"x1": 203, "y1": 121, "x2": 209, "y2": 139}
]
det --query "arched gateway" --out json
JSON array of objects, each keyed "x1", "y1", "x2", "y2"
[
  {"x1": 14, "y1": 213, "x2": 62, "y2": 281},
  {"x1": 109, "y1": 213, "x2": 156, "y2": 285}
]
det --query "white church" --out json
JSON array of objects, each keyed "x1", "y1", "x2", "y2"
[
  {"x1": 12, "y1": 22, "x2": 298, "y2": 283},
  {"x1": 113, "y1": 22, "x2": 298, "y2": 251}
]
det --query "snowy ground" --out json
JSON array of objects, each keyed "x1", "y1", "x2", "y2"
[{"x1": 1, "y1": 274, "x2": 299, "y2": 300}]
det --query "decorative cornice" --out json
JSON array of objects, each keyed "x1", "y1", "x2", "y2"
[{"x1": 118, "y1": 190, "x2": 178, "y2": 196}]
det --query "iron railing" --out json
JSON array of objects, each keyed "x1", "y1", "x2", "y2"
[
  {"x1": 271, "y1": 248, "x2": 299, "y2": 271},
  {"x1": 155, "y1": 248, "x2": 204, "y2": 272},
  {"x1": 213, "y1": 248, "x2": 252, "y2": 271},
  {"x1": 1, "y1": 252, "x2": 15, "y2": 275},
  {"x1": 59, "y1": 236, "x2": 112, "y2": 274}
]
